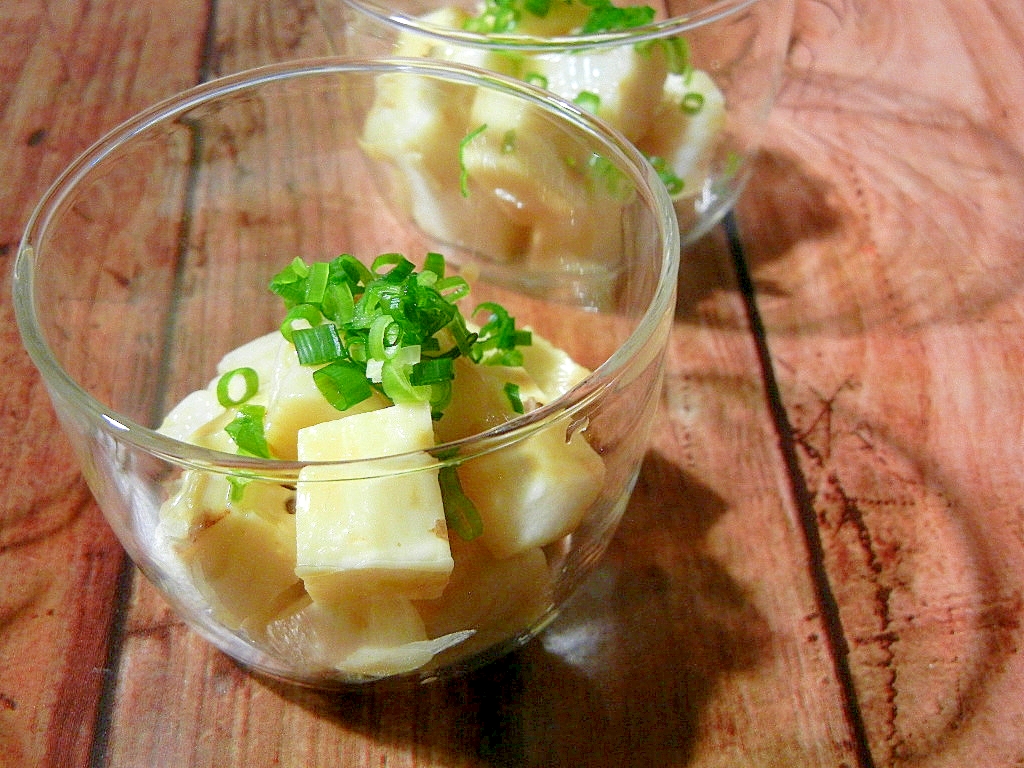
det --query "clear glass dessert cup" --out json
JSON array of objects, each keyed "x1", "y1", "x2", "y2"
[
  {"x1": 12, "y1": 58, "x2": 680, "y2": 687},
  {"x1": 320, "y1": 0, "x2": 796, "y2": 244}
]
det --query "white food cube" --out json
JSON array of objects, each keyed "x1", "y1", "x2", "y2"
[
  {"x1": 527, "y1": 43, "x2": 669, "y2": 143},
  {"x1": 214, "y1": 330, "x2": 285, "y2": 396},
  {"x1": 517, "y1": 330, "x2": 591, "y2": 401},
  {"x1": 638, "y1": 69, "x2": 726, "y2": 199},
  {"x1": 458, "y1": 420, "x2": 605, "y2": 559},
  {"x1": 416, "y1": 537, "x2": 552, "y2": 657},
  {"x1": 361, "y1": 68, "x2": 524, "y2": 260},
  {"x1": 295, "y1": 402, "x2": 454, "y2": 604},
  {"x1": 158, "y1": 388, "x2": 224, "y2": 443},
  {"x1": 263, "y1": 341, "x2": 389, "y2": 460},
  {"x1": 181, "y1": 502, "x2": 299, "y2": 630},
  {"x1": 157, "y1": 469, "x2": 232, "y2": 541},
  {"x1": 461, "y1": 96, "x2": 629, "y2": 271},
  {"x1": 434, "y1": 356, "x2": 546, "y2": 443},
  {"x1": 398, "y1": 7, "x2": 522, "y2": 77},
  {"x1": 257, "y1": 593, "x2": 472, "y2": 678}
]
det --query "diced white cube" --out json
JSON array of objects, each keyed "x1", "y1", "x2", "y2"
[
  {"x1": 458, "y1": 421, "x2": 605, "y2": 559},
  {"x1": 638, "y1": 68, "x2": 726, "y2": 199},
  {"x1": 180, "y1": 499, "x2": 300, "y2": 630},
  {"x1": 527, "y1": 43, "x2": 669, "y2": 142},
  {"x1": 295, "y1": 402, "x2": 453, "y2": 604},
  {"x1": 263, "y1": 341, "x2": 389, "y2": 460}
]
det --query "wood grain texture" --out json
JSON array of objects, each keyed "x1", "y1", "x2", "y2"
[
  {"x1": 3, "y1": 0, "x2": 1023, "y2": 765},
  {"x1": 0, "y1": 2, "x2": 208, "y2": 766},
  {"x1": 736, "y1": 0, "x2": 1024, "y2": 764}
]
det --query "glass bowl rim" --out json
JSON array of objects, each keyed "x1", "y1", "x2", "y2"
[
  {"x1": 12, "y1": 56, "x2": 680, "y2": 477},
  {"x1": 338, "y1": 0, "x2": 765, "y2": 50}
]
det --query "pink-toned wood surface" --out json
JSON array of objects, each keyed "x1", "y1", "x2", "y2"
[{"x1": 2, "y1": 0, "x2": 1022, "y2": 766}]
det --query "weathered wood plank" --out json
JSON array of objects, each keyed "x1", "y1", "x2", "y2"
[
  {"x1": 0, "y1": 2, "x2": 209, "y2": 766},
  {"x1": 738, "y1": 0, "x2": 1024, "y2": 764}
]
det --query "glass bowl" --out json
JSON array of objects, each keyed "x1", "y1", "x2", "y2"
[
  {"x1": 12, "y1": 58, "x2": 679, "y2": 687},
  {"x1": 320, "y1": 0, "x2": 795, "y2": 243}
]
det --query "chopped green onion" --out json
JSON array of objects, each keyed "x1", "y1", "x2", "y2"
[
  {"x1": 573, "y1": 91, "x2": 601, "y2": 114},
  {"x1": 332, "y1": 253, "x2": 373, "y2": 286},
  {"x1": 313, "y1": 360, "x2": 373, "y2": 412},
  {"x1": 422, "y1": 252, "x2": 446, "y2": 279},
  {"x1": 410, "y1": 357, "x2": 454, "y2": 386},
  {"x1": 227, "y1": 473, "x2": 255, "y2": 503},
  {"x1": 372, "y1": 252, "x2": 416, "y2": 281},
  {"x1": 647, "y1": 155, "x2": 685, "y2": 196},
  {"x1": 501, "y1": 129, "x2": 517, "y2": 155},
  {"x1": 524, "y1": 72, "x2": 548, "y2": 89},
  {"x1": 381, "y1": 358, "x2": 432, "y2": 404},
  {"x1": 224, "y1": 404, "x2": 271, "y2": 458},
  {"x1": 439, "y1": 466, "x2": 483, "y2": 541},
  {"x1": 524, "y1": 0, "x2": 550, "y2": 17},
  {"x1": 292, "y1": 323, "x2": 344, "y2": 365},
  {"x1": 216, "y1": 367, "x2": 259, "y2": 408},
  {"x1": 280, "y1": 303, "x2": 322, "y2": 342},
  {"x1": 680, "y1": 91, "x2": 705, "y2": 115},
  {"x1": 321, "y1": 280, "x2": 355, "y2": 325},
  {"x1": 270, "y1": 252, "x2": 530, "y2": 420},
  {"x1": 304, "y1": 261, "x2": 330, "y2": 305},
  {"x1": 580, "y1": 0, "x2": 655, "y2": 34},
  {"x1": 664, "y1": 36, "x2": 691, "y2": 77},
  {"x1": 459, "y1": 123, "x2": 488, "y2": 197},
  {"x1": 504, "y1": 381, "x2": 525, "y2": 414},
  {"x1": 587, "y1": 152, "x2": 634, "y2": 199},
  {"x1": 435, "y1": 275, "x2": 470, "y2": 301}
]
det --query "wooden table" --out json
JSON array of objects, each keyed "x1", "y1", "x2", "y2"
[{"x1": 3, "y1": 0, "x2": 1024, "y2": 765}]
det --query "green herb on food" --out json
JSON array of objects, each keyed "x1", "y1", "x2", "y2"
[
  {"x1": 646, "y1": 155, "x2": 685, "y2": 196},
  {"x1": 573, "y1": 90, "x2": 601, "y2": 113},
  {"x1": 439, "y1": 465, "x2": 484, "y2": 540},
  {"x1": 680, "y1": 91, "x2": 705, "y2": 115},
  {"x1": 224, "y1": 404, "x2": 272, "y2": 458},
  {"x1": 268, "y1": 252, "x2": 531, "y2": 421},
  {"x1": 579, "y1": 0, "x2": 654, "y2": 33},
  {"x1": 504, "y1": 381, "x2": 525, "y2": 414},
  {"x1": 216, "y1": 367, "x2": 259, "y2": 408},
  {"x1": 459, "y1": 123, "x2": 488, "y2": 197}
]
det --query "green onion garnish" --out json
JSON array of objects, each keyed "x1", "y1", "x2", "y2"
[
  {"x1": 304, "y1": 261, "x2": 330, "y2": 305},
  {"x1": 292, "y1": 323, "x2": 344, "y2": 366},
  {"x1": 268, "y1": 252, "x2": 530, "y2": 420},
  {"x1": 524, "y1": 72, "x2": 548, "y2": 89},
  {"x1": 580, "y1": 0, "x2": 655, "y2": 33},
  {"x1": 216, "y1": 367, "x2": 259, "y2": 407},
  {"x1": 280, "y1": 303, "x2": 323, "y2": 342},
  {"x1": 227, "y1": 473, "x2": 254, "y2": 503},
  {"x1": 410, "y1": 357, "x2": 455, "y2": 386},
  {"x1": 504, "y1": 382, "x2": 525, "y2": 414},
  {"x1": 501, "y1": 129, "x2": 517, "y2": 155},
  {"x1": 312, "y1": 360, "x2": 373, "y2": 412},
  {"x1": 439, "y1": 466, "x2": 484, "y2": 540},
  {"x1": 573, "y1": 91, "x2": 601, "y2": 114},
  {"x1": 459, "y1": 123, "x2": 488, "y2": 197},
  {"x1": 524, "y1": 0, "x2": 551, "y2": 17},
  {"x1": 681, "y1": 91, "x2": 705, "y2": 115},
  {"x1": 224, "y1": 404, "x2": 271, "y2": 458},
  {"x1": 647, "y1": 155, "x2": 685, "y2": 196}
]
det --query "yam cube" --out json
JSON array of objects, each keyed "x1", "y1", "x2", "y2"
[
  {"x1": 294, "y1": 402, "x2": 453, "y2": 604},
  {"x1": 458, "y1": 422, "x2": 605, "y2": 559},
  {"x1": 179, "y1": 495, "x2": 299, "y2": 630},
  {"x1": 638, "y1": 68, "x2": 726, "y2": 199},
  {"x1": 416, "y1": 536, "x2": 552, "y2": 657},
  {"x1": 527, "y1": 43, "x2": 669, "y2": 143}
]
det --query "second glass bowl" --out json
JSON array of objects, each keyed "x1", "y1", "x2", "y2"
[{"x1": 320, "y1": 0, "x2": 796, "y2": 243}]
